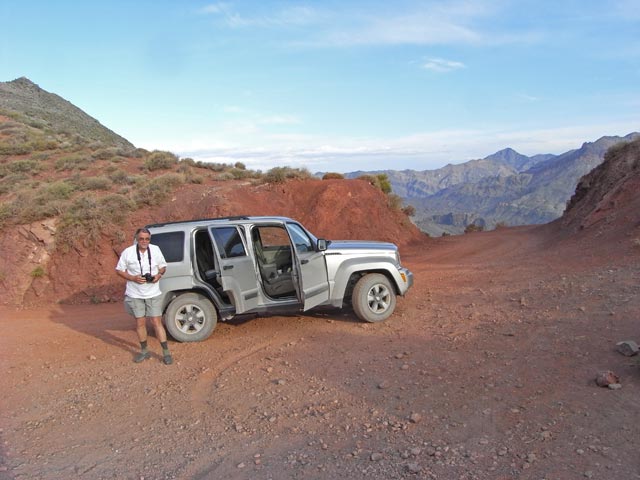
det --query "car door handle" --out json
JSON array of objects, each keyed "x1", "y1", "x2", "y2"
[
  {"x1": 223, "y1": 265, "x2": 234, "y2": 270},
  {"x1": 301, "y1": 259, "x2": 309, "y2": 264}
]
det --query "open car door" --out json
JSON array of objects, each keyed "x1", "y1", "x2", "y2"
[
  {"x1": 210, "y1": 226, "x2": 260, "y2": 313},
  {"x1": 286, "y1": 222, "x2": 330, "y2": 310}
]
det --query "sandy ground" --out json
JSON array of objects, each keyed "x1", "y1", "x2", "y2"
[{"x1": 1, "y1": 225, "x2": 639, "y2": 480}]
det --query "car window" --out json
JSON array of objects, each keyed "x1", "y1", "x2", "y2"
[
  {"x1": 151, "y1": 231, "x2": 185, "y2": 262},
  {"x1": 286, "y1": 223, "x2": 314, "y2": 253},
  {"x1": 211, "y1": 227, "x2": 247, "y2": 259}
]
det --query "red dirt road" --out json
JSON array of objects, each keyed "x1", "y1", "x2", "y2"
[{"x1": 1, "y1": 225, "x2": 639, "y2": 480}]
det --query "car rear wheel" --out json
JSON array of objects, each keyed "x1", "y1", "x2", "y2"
[
  {"x1": 352, "y1": 273, "x2": 396, "y2": 323},
  {"x1": 164, "y1": 293, "x2": 217, "y2": 342}
]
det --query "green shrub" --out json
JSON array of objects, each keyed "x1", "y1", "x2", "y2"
[
  {"x1": 357, "y1": 173, "x2": 392, "y2": 193},
  {"x1": 216, "y1": 172, "x2": 235, "y2": 181},
  {"x1": 76, "y1": 176, "x2": 112, "y2": 191},
  {"x1": 92, "y1": 147, "x2": 119, "y2": 161},
  {"x1": 0, "y1": 173, "x2": 28, "y2": 194},
  {"x1": 109, "y1": 169, "x2": 142, "y2": 185},
  {"x1": 55, "y1": 154, "x2": 91, "y2": 171},
  {"x1": 401, "y1": 205, "x2": 416, "y2": 216},
  {"x1": 387, "y1": 193, "x2": 403, "y2": 210},
  {"x1": 143, "y1": 150, "x2": 178, "y2": 171},
  {"x1": 57, "y1": 193, "x2": 134, "y2": 249},
  {"x1": 234, "y1": 161, "x2": 246, "y2": 170},
  {"x1": 322, "y1": 172, "x2": 344, "y2": 180},
  {"x1": 30, "y1": 266, "x2": 45, "y2": 278},
  {"x1": 45, "y1": 181, "x2": 75, "y2": 200},
  {"x1": 464, "y1": 223, "x2": 484, "y2": 233},
  {"x1": 133, "y1": 173, "x2": 184, "y2": 206},
  {"x1": 8, "y1": 159, "x2": 40, "y2": 173},
  {"x1": 263, "y1": 166, "x2": 312, "y2": 184}
]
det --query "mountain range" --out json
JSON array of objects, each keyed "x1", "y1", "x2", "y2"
[{"x1": 347, "y1": 133, "x2": 639, "y2": 235}]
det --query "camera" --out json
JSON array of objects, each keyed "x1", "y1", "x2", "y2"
[{"x1": 142, "y1": 273, "x2": 154, "y2": 283}]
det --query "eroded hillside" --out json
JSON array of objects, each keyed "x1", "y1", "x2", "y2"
[{"x1": 0, "y1": 178, "x2": 423, "y2": 306}]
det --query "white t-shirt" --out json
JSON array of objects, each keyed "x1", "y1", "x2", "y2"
[{"x1": 116, "y1": 244, "x2": 167, "y2": 299}]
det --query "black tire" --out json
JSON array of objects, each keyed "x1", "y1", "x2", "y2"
[
  {"x1": 352, "y1": 273, "x2": 396, "y2": 323},
  {"x1": 164, "y1": 293, "x2": 217, "y2": 342}
]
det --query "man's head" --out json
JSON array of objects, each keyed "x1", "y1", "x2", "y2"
[{"x1": 135, "y1": 228, "x2": 151, "y2": 244}]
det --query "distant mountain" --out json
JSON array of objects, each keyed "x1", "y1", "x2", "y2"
[
  {"x1": 346, "y1": 134, "x2": 639, "y2": 235},
  {"x1": 0, "y1": 77, "x2": 133, "y2": 149}
]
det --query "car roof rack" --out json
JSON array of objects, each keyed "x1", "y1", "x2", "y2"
[{"x1": 145, "y1": 215, "x2": 250, "y2": 228}]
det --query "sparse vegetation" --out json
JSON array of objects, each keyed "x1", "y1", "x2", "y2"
[
  {"x1": 387, "y1": 193, "x2": 403, "y2": 210},
  {"x1": 133, "y1": 173, "x2": 185, "y2": 207},
  {"x1": 30, "y1": 266, "x2": 45, "y2": 278},
  {"x1": 55, "y1": 154, "x2": 91, "y2": 171},
  {"x1": 464, "y1": 223, "x2": 484, "y2": 233},
  {"x1": 143, "y1": 150, "x2": 178, "y2": 171},
  {"x1": 322, "y1": 172, "x2": 344, "y2": 180},
  {"x1": 401, "y1": 205, "x2": 416, "y2": 216},
  {"x1": 357, "y1": 173, "x2": 392, "y2": 194},
  {"x1": 263, "y1": 166, "x2": 312, "y2": 184}
]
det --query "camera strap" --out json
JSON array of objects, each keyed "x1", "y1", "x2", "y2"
[{"x1": 136, "y1": 246, "x2": 152, "y2": 275}]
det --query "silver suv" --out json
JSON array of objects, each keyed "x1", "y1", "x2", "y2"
[{"x1": 147, "y1": 216, "x2": 413, "y2": 342}]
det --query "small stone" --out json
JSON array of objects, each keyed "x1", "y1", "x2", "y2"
[
  {"x1": 595, "y1": 371, "x2": 619, "y2": 387},
  {"x1": 526, "y1": 453, "x2": 537, "y2": 463},
  {"x1": 615, "y1": 340, "x2": 639, "y2": 357},
  {"x1": 584, "y1": 471, "x2": 593, "y2": 478},
  {"x1": 377, "y1": 381, "x2": 390, "y2": 390},
  {"x1": 237, "y1": 463, "x2": 245, "y2": 469},
  {"x1": 88, "y1": 355, "x2": 97, "y2": 361},
  {"x1": 410, "y1": 447, "x2": 421, "y2": 456},
  {"x1": 608, "y1": 383, "x2": 622, "y2": 390},
  {"x1": 406, "y1": 463, "x2": 421, "y2": 473},
  {"x1": 409, "y1": 413, "x2": 422, "y2": 423},
  {"x1": 370, "y1": 452, "x2": 383, "y2": 461}
]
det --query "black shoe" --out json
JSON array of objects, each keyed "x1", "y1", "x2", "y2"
[
  {"x1": 134, "y1": 351, "x2": 151, "y2": 363},
  {"x1": 163, "y1": 353, "x2": 173, "y2": 365}
]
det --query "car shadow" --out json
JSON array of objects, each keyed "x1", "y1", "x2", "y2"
[{"x1": 47, "y1": 298, "x2": 142, "y2": 356}]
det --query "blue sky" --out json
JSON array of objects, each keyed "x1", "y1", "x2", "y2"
[{"x1": 1, "y1": 1, "x2": 639, "y2": 172}]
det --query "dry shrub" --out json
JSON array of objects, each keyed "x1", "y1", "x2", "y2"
[
  {"x1": 143, "y1": 150, "x2": 178, "y2": 171},
  {"x1": 322, "y1": 172, "x2": 344, "y2": 180}
]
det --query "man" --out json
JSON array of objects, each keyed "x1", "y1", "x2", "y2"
[{"x1": 116, "y1": 227, "x2": 173, "y2": 365}]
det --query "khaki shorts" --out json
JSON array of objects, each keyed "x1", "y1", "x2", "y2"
[{"x1": 124, "y1": 295, "x2": 163, "y2": 318}]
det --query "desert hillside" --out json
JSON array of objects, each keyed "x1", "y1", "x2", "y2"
[{"x1": 0, "y1": 178, "x2": 423, "y2": 306}]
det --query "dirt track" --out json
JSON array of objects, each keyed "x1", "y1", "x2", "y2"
[{"x1": 1, "y1": 225, "x2": 639, "y2": 480}]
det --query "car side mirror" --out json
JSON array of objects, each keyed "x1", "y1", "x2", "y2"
[{"x1": 317, "y1": 239, "x2": 328, "y2": 251}]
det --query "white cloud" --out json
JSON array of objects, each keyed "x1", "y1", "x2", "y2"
[
  {"x1": 144, "y1": 120, "x2": 640, "y2": 173},
  {"x1": 197, "y1": 1, "x2": 540, "y2": 48},
  {"x1": 199, "y1": 3, "x2": 321, "y2": 28},
  {"x1": 421, "y1": 57, "x2": 466, "y2": 72}
]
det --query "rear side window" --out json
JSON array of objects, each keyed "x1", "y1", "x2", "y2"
[
  {"x1": 211, "y1": 227, "x2": 247, "y2": 258},
  {"x1": 151, "y1": 231, "x2": 185, "y2": 262}
]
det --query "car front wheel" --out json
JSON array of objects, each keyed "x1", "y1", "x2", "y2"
[
  {"x1": 352, "y1": 273, "x2": 397, "y2": 323},
  {"x1": 164, "y1": 293, "x2": 217, "y2": 342}
]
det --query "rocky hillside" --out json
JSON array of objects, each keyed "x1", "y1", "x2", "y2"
[
  {"x1": 561, "y1": 136, "x2": 640, "y2": 237},
  {"x1": 0, "y1": 77, "x2": 133, "y2": 150}
]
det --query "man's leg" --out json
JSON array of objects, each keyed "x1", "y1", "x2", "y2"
[
  {"x1": 150, "y1": 316, "x2": 173, "y2": 365},
  {"x1": 134, "y1": 317, "x2": 151, "y2": 362}
]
